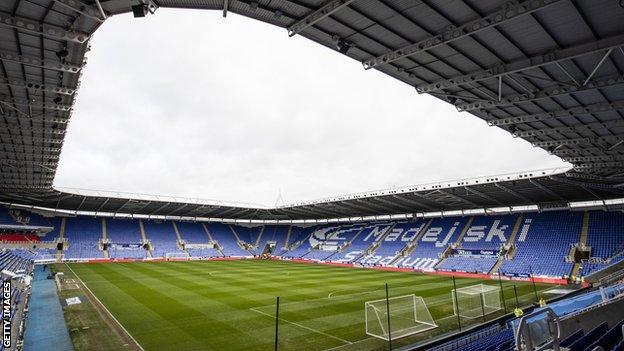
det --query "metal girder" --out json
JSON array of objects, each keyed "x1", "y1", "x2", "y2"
[
  {"x1": 356, "y1": 198, "x2": 402, "y2": 212},
  {"x1": 287, "y1": 0, "x2": 356, "y2": 37},
  {"x1": 513, "y1": 119, "x2": 624, "y2": 138},
  {"x1": 0, "y1": 99, "x2": 72, "y2": 112},
  {"x1": 532, "y1": 136, "x2": 622, "y2": 148},
  {"x1": 0, "y1": 131, "x2": 65, "y2": 139},
  {"x1": 0, "y1": 51, "x2": 83, "y2": 74},
  {"x1": 415, "y1": 34, "x2": 624, "y2": 94},
  {"x1": 146, "y1": 202, "x2": 172, "y2": 215},
  {"x1": 0, "y1": 151, "x2": 59, "y2": 161},
  {"x1": 1, "y1": 113, "x2": 68, "y2": 124},
  {"x1": 408, "y1": 192, "x2": 446, "y2": 209},
  {"x1": 437, "y1": 189, "x2": 479, "y2": 207},
  {"x1": 222, "y1": 0, "x2": 228, "y2": 18},
  {"x1": 0, "y1": 78, "x2": 75, "y2": 96},
  {"x1": 0, "y1": 159, "x2": 56, "y2": 167},
  {"x1": 0, "y1": 185, "x2": 49, "y2": 190},
  {"x1": 552, "y1": 176, "x2": 624, "y2": 194},
  {"x1": 528, "y1": 179, "x2": 565, "y2": 201},
  {"x1": 494, "y1": 183, "x2": 532, "y2": 203},
  {"x1": 574, "y1": 162, "x2": 624, "y2": 170},
  {"x1": 338, "y1": 200, "x2": 380, "y2": 215},
  {"x1": 362, "y1": 0, "x2": 562, "y2": 69},
  {"x1": 0, "y1": 12, "x2": 90, "y2": 44},
  {"x1": 551, "y1": 146, "x2": 614, "y2": 156},
  {"x1": 583, "y1": 49, "x2": 612, "y2": 86},
  {"x1": 390, "y1": 194, "x2": 436, "y2": 211},
  {"x1": 0, "y1": 147, "x2": 61, "y2": 155},
  {"x1": 463, "y1": 187, "x2": 505, "y2": 206},
  {"x1": 365, "y1": 197, "x2": 412, "y2": 213},
  {"x1": 53, "y1": 0, "x2": 105, "y2": 22},
  {"x1": 0, "y1": 135, "x2": 64, "y2": 143},
  {"x1": 486, "y1": 100, "x2": 624, "y2": 126},
  {"x1": 287, "y1": 205, "x2": 344, "y2": 218},
  {"x1": 565, "y1": 155, "x2": 623, "y2": 163},
  {"x1": 166, "y1": 203, "x2": 191, "y2": 216},
  {"x1": 3, "y1": 127, "x2": 66, "y2": 135},
  {"x1": 0, "y1": 141, "x2": 62, "y2": 151},
  {"x1": 460, "y1": 73, "x2": 624, "y2": 111},
  {"x1": 94, "y1": 198, "x2": 110, "y2": 212}
]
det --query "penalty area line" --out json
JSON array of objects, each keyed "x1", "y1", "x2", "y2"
[{"x1": 249, "y1": 307, "x2": 353, "y2": 345}]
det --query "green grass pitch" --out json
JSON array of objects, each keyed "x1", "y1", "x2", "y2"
[{"x1": 59, "y1": 260, "x2": 554, "y2": 351}]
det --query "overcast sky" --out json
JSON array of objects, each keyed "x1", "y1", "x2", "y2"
[{"x1": 54, "y1": 9, "x2": 569, "y2": 207}]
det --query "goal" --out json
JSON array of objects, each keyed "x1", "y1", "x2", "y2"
[
  {"x1": 365, "y1": 294, "x2": 437, "y2": 341},
  {"x1": 452, "y1": 284, "x2": 502, "y2": 319},
  {"x1": 165, "y1": 252, "x2": 190, "y2": 259}
]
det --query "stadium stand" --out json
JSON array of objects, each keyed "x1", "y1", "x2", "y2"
[
  {"x1": 499, "y1": 212, "x2": 581, "y2": 278},
  {"x1": 437, "y1": 256, "x2": 499, "y2": 274},
  {"x1": 395, "y1": 217, "x2": 469, "y2": 270},
  {"x1": 105, "y1": 218, "x2": 146, "y2": 259},
  {"x1": 176, "y1": 221, "x2": 223, "y2": 257},
  {"x1": 3, "y1": 206, "x2": 624, "y2": 280},
  {"x1": 254, "y1": 225, "x2": 289, "y2": 256},
  {"x1": 63, "y1": 217, "x2": 103, "y2": 259},
  {"x1": 0, "y1": 207, "x2": 17, "y2": 225},
  {"x1": 143, "y1": 220, "x2": 183, "y2": 258},
  {"x1": 581, "y1": 211, "x2": 624, "y2": 276}
]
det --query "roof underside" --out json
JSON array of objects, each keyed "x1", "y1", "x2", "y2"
[{"x1": 1, "y1": 0, "x2": 624, "y2": 220}]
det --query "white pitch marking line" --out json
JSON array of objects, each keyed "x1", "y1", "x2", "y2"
[
  {"x1": 320, "y1": 336, "x2": 377, "y2": 351},
  {"x1": 65, "y1": 264, "x2": 145, "y2": 351},
  {"x1": 249, "y1": 307, "x2": 353, "y2": 345}
]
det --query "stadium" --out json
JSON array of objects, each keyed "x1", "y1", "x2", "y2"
[{"x1": 1, "y1": 0, "x2": 624, "y2": 350}]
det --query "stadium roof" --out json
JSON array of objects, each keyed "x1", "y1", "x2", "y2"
[{"x1": 1, "y1": 0, "x2": 624, "y2": 220}]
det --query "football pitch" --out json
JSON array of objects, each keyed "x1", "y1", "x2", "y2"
[{"x1": 57, "y1": 260, "x2": 554, "y2": 351}]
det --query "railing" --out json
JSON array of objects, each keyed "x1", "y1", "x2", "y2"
[{"x1": 514, "y1": 307, "x2": 561, "y2": 351}]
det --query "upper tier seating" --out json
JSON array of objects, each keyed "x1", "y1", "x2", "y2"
[
  {"x1": 461, "y1": 214, "x2": 517, "y2": 250},
  {"x1": 499, "y1": 211, "x2": 581, "y2": 278},
  {"x1": 327, "y1": 223, "x2": 391, "y2": 262},
  {"x1": 0, "y1": 206, "x2": 17, "y2": 225},
  {"x1": 63, "y1": 217, "x2": 104, "y2": 259},
  {"x1": 205, "y1": 223, "x2": 249, "y2": 256},
  {"x1": 175, "y1": 221, "x2": 222, "y2": 257},
  {"x1": 105, "y1": 218, "x2": 145, "y2": 259},
  {"x1": 143, "y1": 220, "x2": 183, "y2": 258},
  {"x1": 1, "y1": 205, "x2": 623, "y2": 278},
  {"x1": 394, "y1": 217, "x2": 469, "y2": 270},
  {"x1": 254, "y1": 225, "x2": 289, "y2": 255},
  {"x1": 362, "y1": 221, "x2": 425, "y2": 265},
  {"x1": 582, "y1": 211, "x2": 624, "y2": 276}
]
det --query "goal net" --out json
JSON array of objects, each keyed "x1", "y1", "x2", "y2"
[
  {"x1": 452, "y1": 284, "x2": 502, "y2": 319},
  {"x1": 165, "y1": 252, "x2": 190, "y2": 259},
  {"x1": 365, "y1": 294, "x2": 437, "y2": 341}
]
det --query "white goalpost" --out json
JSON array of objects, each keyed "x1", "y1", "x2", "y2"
[
  {"x1": 365, "y1": 294, "x2": 437, "y2": 341},
  {"x1": 165, "y1": 252, "x2": 190, "y2": 259},
  {"x1": 452, "y1": 284, "x2": 502, "y2": 319}
]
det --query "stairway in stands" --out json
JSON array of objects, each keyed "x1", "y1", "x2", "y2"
[
  {"x1": 489, "y1": 214, "x2": 524, "y2": 274},
  {"x1": 433, "y1": 216, "x2": 474, "y2": 270},
  {"x1": 571, "y1": 211, "x2": 590, "y2": 278},
  {"x1": 139, "y1": 220, "x2": 152, "y2": 258},
  {"x1": 351, "y1": 224, "x2": 395, "y2": 263},
  {"x1": 388, "y1": 219, "x2": 433, "y2": 266},
  {"x1": 101, "y1": 218, "x2": 110, "y2": 259}
]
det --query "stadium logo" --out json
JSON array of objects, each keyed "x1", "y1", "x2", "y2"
[{"x1": 309, "y1": 226, "x2": 363, "y2": 249}]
